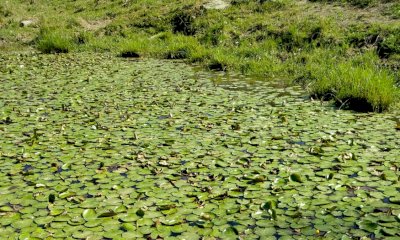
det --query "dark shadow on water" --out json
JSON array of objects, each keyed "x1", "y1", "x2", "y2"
[{"x1": 335, "y1": 98, "x2": 376, "y2": 113}]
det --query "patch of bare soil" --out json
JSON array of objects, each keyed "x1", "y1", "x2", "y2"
[
  {"x1": 77, "y1": 17, "x2": 112, "y2": 31},
  {"x1": 297, "y1": 0, "x2": 400, "y2": 26},
  {"x1": 203, "y1": 0, "x2": 230, "y2": 10}
]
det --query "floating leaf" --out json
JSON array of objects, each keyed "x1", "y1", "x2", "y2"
[
  {"x1": 0, "y1": 206, "x2": 14, "y2": 212},
  {"x1": 389, "y1": 197, "x2": 400, "y2": 204},
  {"x1": 254, "y1": 227, "x2": 276, "y2": 236},
  {"x1": 34, "y1": 216, "x2": 53, "y2": 226},
  {"x1": 161, "y1": 216, "x2": 182, "y2": 226},
  {"x1": 226, "y1": 207, "x2": 240, "y2": 215},
  {"x1": 11, "y1": 218, "x2": 33, "y2": 230},
  {"x1": 113, "y1": 205, "x2": 127, "y2": 213},
  {"x1": 381, "y1": 228, "x2": 398, "y2": 236},
  {"x1": 121, "y1": 223, "x2": 136, "y2": 232},
  {"x1": 82, "y1": 209, "x2": 97, "y2": 221},
  {"x1": 49, "y1": 208, "x2": 64, "y2": 216},
  {"x1": 222, "y1": 226, "x2": 238, "y2": 238},
  {"x1": 84, "y1": 219, "x2": 102, "y2": 228},
  {"x1": 358, "y1": 220, "x2": 378, "y2": 232},
  {"x1": 67, "y1": 216, "x2": 85, "y2": 226},
  {"x1": 58, "y1": 191, "x2": 75, "y2": 199},
  {"x1": 157, "y1": 204, "x2": 176, "y2": 211},
  {"x1": 119, "y1": 213, "x2": 139, "y2": 222},
  {"x1": 98, "y1": 210, "x2": 117, "y2": 218},
  {"x1": 252, "y1": 175, "x2": 265, "y2": 183}
]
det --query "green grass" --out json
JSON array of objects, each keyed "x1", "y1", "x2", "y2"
[
  {"x1": 36, "y1": 28, "x2": 74, "y2": 54},
  {"x1": 0, "y1": 0, "x2": 399, "y2": 111},
  {"x1": 118, "y1": 36, "x2": 148, "y2": 58},
  {"x1": 302, "y1": 49, "x2": 397, "y2": 111},
  {"x1": 310, "y1": 61, "x2": 397, "y2": 112},
  {"x1": 387, "y1": 3, "x2": 400, "y2": 19}
]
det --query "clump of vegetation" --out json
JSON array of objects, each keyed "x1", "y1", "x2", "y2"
[
  {"x1": 160, "y1": 33, "x2": 207, "y2": 60},
  {"x1": 310, "y1": 62, "x2": 397, "y2": 112},
  {"x1": 36, "y1": 28, "x2": 74, "y2": 53},
  {"x1": 306, "y1": 50, "x2": 398, "y2": 111},
  {"x1": 0, "y1": 5, "x2": 12, "y2": 17},
  {"x1": 386, "y1": 3, "x2": 400, "y2": 19},
  {"x1": 119, "y1": 41, "x2": 141, "y2": 58},
  {"x1": 377, "y1": 30, "x2": 400, "y2": 59},
  {"x1": 73, "y1": 31, "x2": 92, "y2": 45},
  {"x1": 170, "y1": 7, "x2": 198, "y2": 36},
  {"x1": 117, "y1": 34, "x2": 149, "y2": 58}
]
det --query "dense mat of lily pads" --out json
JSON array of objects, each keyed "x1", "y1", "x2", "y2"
[{"x1": 0, "y1": 53, "x2": 399, "y2": 239}]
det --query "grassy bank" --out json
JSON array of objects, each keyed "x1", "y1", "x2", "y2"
[{"x1": 1, "y1": 0, "x2": 399, "y2": 111}]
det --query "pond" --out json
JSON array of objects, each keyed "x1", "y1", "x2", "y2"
[{"x1": 0, "y1": 53, "x2": 399, "y2": 239}]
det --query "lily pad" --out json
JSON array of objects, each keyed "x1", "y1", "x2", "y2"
[{"x1": 82, "y1": 209, "x2": 97, "y2": 221}]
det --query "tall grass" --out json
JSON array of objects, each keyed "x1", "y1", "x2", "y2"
[
  {"x1": 36, "y1": 28, "x2": 74, "y2": 54},
  {"x1": 309, "y1": 52, "x2": 398, "y2": 112},
  {"x1": 118, "y1": 36, "x2": 149, "y2": 58},
  {"x1": 158, "y1": 33, "x2": 208, "y2": 60}
]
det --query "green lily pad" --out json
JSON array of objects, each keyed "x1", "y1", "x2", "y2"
[
  {"x1": 221, "y1": 226, "x2": 239, "y2": 238},
  {"x1": 254, "y1": 226, "x2": 276, "y2": 236},
  {"x1": 389, "y1": 197, "x2": 400, "y2": 204},
  {"x1": 98, "y1": 210, "x2": 118, "y2": 218},
  {"x1": 53, "y1": 214, "x2": 71, "y2": 222},
  {"x1": 103, "y1": 229, "x2": 123, "y2": 239},
  {"x1": 84, "y1": 219, "x2": 103, "y2": 228},
  {"x1": 82, "y1": 209, "x2": 97, "y2": 221},
  {"x1": 58, "y1": 191, "x2": 75, "y2": 199},
  {"x1": 72, "y1": 231, "x2": 94, "y2": 239},
  {"x1": 11, "y1": 219, "x2": 33, "y2": 229},
  {"x1": 161, "y1": 216, "x2": 183, "y2": 226},
  {"x1": 137, "y1": 218, "x2": 154, "y2": 226},
  {"x1": 358, "y1": 220, "x2": 378, "y2": 232},
  {"x1": 0, "y1": 205, "x2": 14, "y2": 212},
  {"x1": 381, "y1": 228, "x2": 398, "y2": 236},
  {"x1": 119, "y1": 213, "x2": 140, "y2": 222},
  {"x1": 67, "y1": 216, "x2": 85, "y2": 226},
  {"x1": 121, "y1": 222, "x2": 136, "y2": 232},
  {"x1": 34, "y1": 216, "x2": 53, "y2": 225}
]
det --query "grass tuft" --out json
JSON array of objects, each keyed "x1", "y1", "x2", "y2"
[
  {"x1": 37, "y1": 28, "x2": 73, "y2": 54},
  {"x1": 161, "y1": 34, "x2": 206, "y2": 60},
  {"x1": 386, "y1": 3, "x2": 400, "y2": 19},
  {"x1": 118, "y1": 36, "x2": 149, "y2": 58},
  {"x1": 309, "y1": 54, "x2": 398, "y2": 112}
]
